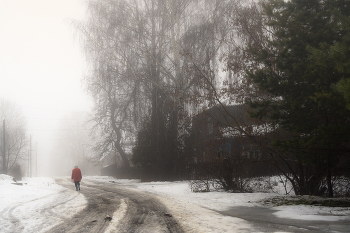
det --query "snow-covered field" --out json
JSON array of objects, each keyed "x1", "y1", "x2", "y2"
[{"x1": 1, "y1": 174, "x2": 349, "y2": 233}]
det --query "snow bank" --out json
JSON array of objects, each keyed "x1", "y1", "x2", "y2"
[{"x1": 0, "y1": 174, "x2": 16, "y2": 184}]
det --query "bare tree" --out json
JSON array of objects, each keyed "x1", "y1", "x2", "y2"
[
  {"x1": 181, "y1": 0, "x2": 282, "y2": 191},
  {"x1": 51, "y1": 112, "x2": 100, "y2": 175},
  {"x1": 77, "y1": 0, "x2": 147, "y2": 168},
  {"x1": 77, "y1": 0, "x2": 261, "y2": 180},
  {"x1": 0, "y1": 98, "x2": 28, "y2": 175}
]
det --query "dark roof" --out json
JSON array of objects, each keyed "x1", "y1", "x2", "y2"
[{"x1": 194, "y1": 104, "x2": 260, "y2": 127}]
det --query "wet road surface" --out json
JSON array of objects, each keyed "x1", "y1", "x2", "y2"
[{"x1": 52, "y1": 178, "x2": 183, "y2": 233}]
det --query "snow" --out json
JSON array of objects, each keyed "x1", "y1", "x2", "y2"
[
  {"x1": 1, "y1": 174, "x2": 349, "y2": 233},
  {"x1": 89, "y1": 176, "x2": 350, "y2": 232},
  {"x1": 104, "y1": 198, "x2": 127, "y2": 233},
  {"x1": 0, "y1": 174, "x2": 87, "y2": 233},
  {"x1": 272, "y1": 205, "x2": 350, "y2": 221}
]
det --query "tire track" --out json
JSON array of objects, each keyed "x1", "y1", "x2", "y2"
[
  {"x1": 39, "y1": 189, "x2": 78, "y2": 217},
  {"x1": 52, "y1": 177, "x2": 184, "y2": 233},
  {"x1": 49, "y1": 178, "x2": 122, "y2": 233},
  {"x1": 0, "y1": 187, "x2": 84, "y2": 233},
  {"x1": 79, "y1": 179, "x2": 184, "y2": 233}
]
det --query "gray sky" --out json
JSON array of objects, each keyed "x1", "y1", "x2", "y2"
[{"x1": 0, "y1": 0, "x2": 91, "y2": 176}]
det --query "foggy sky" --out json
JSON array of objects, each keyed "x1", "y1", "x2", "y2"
[{"x1": 0, "y1": 0, "x2": 91, "y2": 176}]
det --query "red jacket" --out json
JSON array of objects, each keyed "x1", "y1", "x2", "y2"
[{"x1": 71, "y1": 168, "x2": 82, "y2": 182}]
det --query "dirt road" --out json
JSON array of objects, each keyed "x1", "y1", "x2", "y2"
[
  {"x1": 52, "y1": 178, "x2": 183, "y2": 233},
  {"x1": 47, "y1": 178, "x2": 350, "y2": 233}
]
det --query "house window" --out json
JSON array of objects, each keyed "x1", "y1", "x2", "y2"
[
  {"x1": 242, "y1": 144, "x2": 262, "y2": 160},
  {"x1": 242, "y1": 150, "x2": 249, "y2": 159}
]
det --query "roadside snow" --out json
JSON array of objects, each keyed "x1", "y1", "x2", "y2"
[
  {"x1": 0, "y1": 174, "x2": 87, "y2": 233},
  {"x1": 134, "y1": 181, "x2": 267, "y2": 232}
]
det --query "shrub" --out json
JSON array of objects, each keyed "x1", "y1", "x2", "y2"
[{"x1": 9, "y1": 164, "x2": 23, "y2": 181}]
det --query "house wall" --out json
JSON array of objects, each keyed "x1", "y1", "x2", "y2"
[{"x1": 191, "y1": 105, "x2": 282, "y2": 178}]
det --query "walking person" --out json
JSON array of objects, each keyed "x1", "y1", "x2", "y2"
[{"x1": 71, "y1": 165, "x2": 82, "y2": 191}]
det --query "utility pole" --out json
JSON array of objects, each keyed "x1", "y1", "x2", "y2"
[
  {"x1": 82, "y1": 146, "x2": 85, "y2": 172},
  {"x1": 29, "y1": 135, "x2": 32, "y2": 177},
  {"x1": 36, "y1": 142, "x2": 38, "y2": 177},
  {"x1": 2, "y1": 119, "x2": 6, "y2": 174}
]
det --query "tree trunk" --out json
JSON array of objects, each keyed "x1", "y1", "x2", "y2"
[
  {"x1": 327, "y1": 154, "x2": 333, "y2": 197},
  {"x1": 110, "y1": 104, "x2": 130, "y2": 169},
  {"x1": 114, "y1": 140, "x2": 130, "y2": 169}
]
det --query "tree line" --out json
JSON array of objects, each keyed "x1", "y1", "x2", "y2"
[
  {"x1": 78, "y1": 0, "x2": 350, "y2": 196},
  {"x1": 0, "y1": 99, "x2": 28, "y2": 180}
]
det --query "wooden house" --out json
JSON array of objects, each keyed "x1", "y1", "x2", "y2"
[{"x1": 191, "y1": 104, "x2": 281, "y2": 177}]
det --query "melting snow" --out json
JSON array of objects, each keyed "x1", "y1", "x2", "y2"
[{"x1": 1, "y1": 174, "x2": 349, "y2": 233}]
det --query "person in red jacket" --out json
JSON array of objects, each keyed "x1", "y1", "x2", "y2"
[{"x1": 71, "y1": 166, "x2": 82, "y2": 191}]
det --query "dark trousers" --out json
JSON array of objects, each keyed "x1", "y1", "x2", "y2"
[{"x1": 74, "y1": 181, "x2": 80, "y2": 190}]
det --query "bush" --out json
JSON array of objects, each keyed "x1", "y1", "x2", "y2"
[
  {"x1": 328, "y1": 176, "x2": 350, "y2": 197},
  {"x1": 8, "y1": 164, "x2": 23, "y2": 181},
  {"x1": 189, "y1": 179, "x2": 222, "y2": 192}
]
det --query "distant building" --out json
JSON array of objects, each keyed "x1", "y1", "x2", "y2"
[{"x1": 100, "y1": 151, "x2": 134, "y2": 178}]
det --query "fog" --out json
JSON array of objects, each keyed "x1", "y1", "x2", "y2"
[{"x1": 0, "y1": 0, "x2": 94, "y2": 176}]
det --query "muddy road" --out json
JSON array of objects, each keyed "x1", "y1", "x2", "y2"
[{"x1": 52, "y1": 178, "x2": 183, "y2": 233}]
